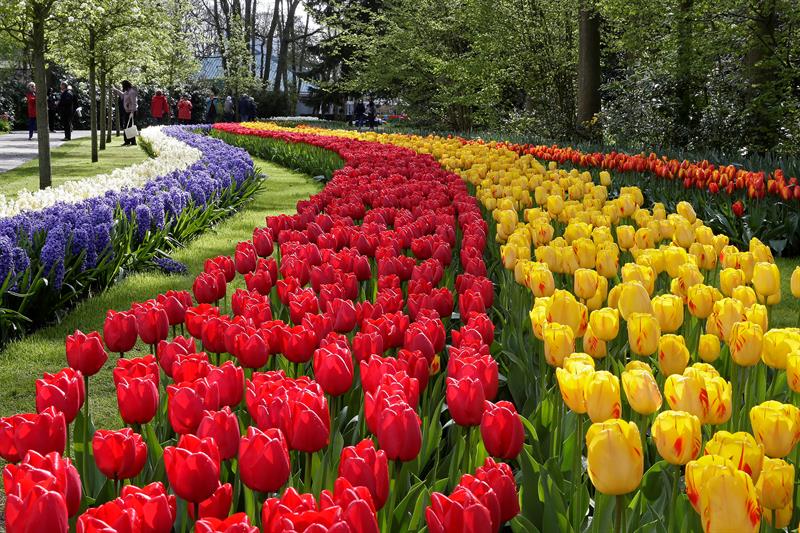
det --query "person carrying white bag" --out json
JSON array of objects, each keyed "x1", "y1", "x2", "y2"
[{"x1": 113, "y1": 80, "x2": 139, "y2": 146}]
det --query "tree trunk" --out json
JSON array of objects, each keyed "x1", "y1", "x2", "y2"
[
  {"x1": 107, "y1": 79, "x2": 113, "y2": 144},
  {"x1": 274, "y1": 0, "x2": 298, "y2": 94},
  {"x1": 576, "y1": 2, "x2": 601, "y2": 137},
  {"x1": 31, "y1": 3, "x2": 51, "y2": 190},
  {"x1": 745, "y1": 0, "x2": 780, "y2": 152},
  {"x1": 99, "y1": 60, "x2": 106, "y2": 151},
  {"x1": 262, "y1": 0, "x2": 280, "y2": 84},
  {"x1": 89, "y1": 27, "x2": 98, "y2": 163}
]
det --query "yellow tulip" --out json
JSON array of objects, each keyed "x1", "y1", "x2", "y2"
[
  {"x1": 563, "y1": 352, "x2": 596, "y2": 372},
  {"x1": 627, "y1": 312, "x2": 661, "y2": 357},
  {"x1": 791, "y1": 266, "x2": 800, "y2": 298},
  {"x1": 698, "y1": 334, "x2": 721, "y2": 362},
  {"x1": 687, "y1": 284, "x2": 715, "y2": 319},
  {"x1": 543, "y1": 322, "x2": 574, "y2": 367},
  {"x1": 651, "y1": 294, "x2": 684, "y2": 333},
  {"x1": 752, "y1": 262, "x2": 780, "y2": 299},
  {"x1": 618, "y1": 194, "x2": 637, "y2": 217},
  {"x1": 634, "y1": 227, "x2": 656, "y2": 250},
  {"x1": 685, "y1": 455, "x2": 737, "y2": 514},
  {"x1": 621, "y1": 368, "x2": 662, "y2": 415},
  {"x1": 500, "y1": 244, "x2": 518, "y2": 270},
  {"x1": 556, "y1": 365, "x2": 593, "y2": 414},
  {"x1": 585, "y1": 276, "x2": 608, "y2": 311},
  {"x1": 585, "y1": 420, "x2": 643, "y2": 495},
  {"x1": 676, "y1": 201, "x2": 697, "y2": 223},
  {"x1": 599, "y1": 170, "x2": 611, "y2": 186},
  {"x1": 787, "y1": 351, "x2": 800, "y2": 393},
  {"x1": 595, "y1": 247, "x2": 619, "y2": 279},
  {"x1": 673, "y1": 219, "x2": 695, "y2": 248},
  {"x1": 736, "y1": 252, "x2": 756, "y2": 283},
  {"x1": 527, "y1": 263, "x2": 555, "y2": 298},
  {"x1": 572, "y1": 238, "x2": 597, "y2": 269},
  {"x1": 530, "y1": 221, "x2": 555, "y2": 246},
  {"x1": 663, "y1": 246, "x2": 689, "y2": 278},
  {"x1": 621, "y1": 263, "x2": 655, "y2": 295},
  {"x1": 703, "y1": 376, "x2": 732, "y2": 425},
  {"x1": 585, "y1": 371, "x2": 621, "y2": 423},
  {"x1": 750, "y1": 238, "x2": 773, "y2": 263},
  {"x1": 710, "y1": 298, "x2": 746, "y2": 342},
  {"x1": 761, "y1": 329, "x2": 800, "y2": 370},
  {"x1": 546, "y1": 289, "x2": 584, "y2": 336},
  {"x1": 704, "y1": 431, "x2": 764, "y2": 481},
  {"x1": 698, "y1": 467, "x2": 761, "y2": 533},
  {"x1": 546, "y1": 194, "x2": 564, "y2": 216},
  {"x1": 616, "y1": 225, "x2": 635, "y2": 250},
  {"x1": 574, "y1": 268, "x2": 599, "y2": 300},
  {"x1": 695, "y1": 225, "x2": 714, "y2": 245},
  {"x1": 657, "y1": 334, "x2": 690, "y2": 376},
  {"x1": 582, "y1": 325, "x2": 607, "y2": 359},
  {"x1": 651, "y1": 410, "x2": 701, "y2": 465},
  {"x1": 732, "y1": 285, "x2": 758, "y2": 308},
  {"x1": 729, "y1": 321, "x2": 763, "y2": 367},
  {"x1": 762, "y1": 500, "x2": 791, "y2": 529},
  {"x1": 588, "y1": 307, "x2": 619, "y2": 342},
  {"x1": 685, "y1": 362, "x2": 719, "y2": 380},
  {"x1": 664, "y1": 374, "x2": 708, "y2": 421},
  {"x1": 712, "y1": 234, "x2": 729, "y2": 254},
  {"x1": 617, "y1": 281, "x2": 653, "y2": 320},
  {"x1": 749, "y1": 401, "x2": 800, "y2": 458},
  {"x1": 744, "y1": 304, "x2": 768, "y2": 332},
  {"x1": 756, "y1": 457, "x2": 794, "y2": 510},
  {"x1": 564, "y1": 222, "x2": 592, "y2": 243},
  {"x1": 720, "y1": 268, "x2": 746, "y2": 297}
]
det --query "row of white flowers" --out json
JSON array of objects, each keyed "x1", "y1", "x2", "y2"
[
  {"x1": 0, "y1": 127, "x2": 201, "y2": 219},
  {"x1": 266, "y1": 116, "x2": 327, "y2": 122}
]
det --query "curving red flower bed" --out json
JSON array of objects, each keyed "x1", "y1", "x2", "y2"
[{"x1": 1, "y1": 124, "x2": 522, "y2": 532}]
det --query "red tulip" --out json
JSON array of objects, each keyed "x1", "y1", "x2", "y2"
[
  {"x1": 5, "y1": 450, "x2": 81, "y2": 517},
  {"x1": 244, "y1": 269, "x2": 273, "y2": 295},
  {"x1": 66, "y1": 329, "x2": 108, "y2": 376},
  {"x1": 197, "y1": 407, "x2": 240, "y2": 461},
  {"x1": 117, "y1": 376, "x2": 159, "y2": 424},
  {"x1": 253, "y1": 227, "x2": 274, "y2": 257},
  {"x1": 457, "y1": 475, "x2": 501, "y2": 533},
  {"x1": 376, "y1": 400, "x2": 421, "y2": 462},
  {"x1": 0, "y1": 407, "x2": 66, "y2": 463},
  {"x1": 282, "y1": 325, "x2": 319, "y2": 364},
  {"x1": 5, "y1": 478, "x2": 69, "y2": 533},
  {"x1": 113, "y1": 354, "x2": 159, "y2": 387},
  {"x1": 398, "y1": 348, "x2": 430, "y2": 391},
  {"x1": 164, "y1": 434, "x2": 221, "y2": 503},
  {"x1": 446, "y1": 377, "x2": 485, "y2": 427},
  {"x1": 273, "y1": 387, "x2": 330, "y2": 453},
  {"x1": 475, "y1": 458, "x2": 519, "y2": 523},
  {"x1": 234, "y1": 241, "x2": 258, "y2": 274},
  {"x1": 157, "y1": 290, "x2": 193, "y2": 326},
  {"x1": 190, "y1": 482, "x2": 232, "y2": 521},
  {"x1": 352, "y1": 331, "x2": 384, "y2": 363},
  {"x1": 426, "y1": 488, "x2": 493, "y2": 533},
  {"x1": 261, "y1": 488, "x2": 345, "y2": 533},
  {"x1": 35, "y1": 368, "x2": 85, "y2": 424},
  {"x1": 121, "y1": 482, "x2": 177, "y2": 533},
  {"x1": 276, "y1": 276, "x2": 300, "y2": 305},
  {"x1": 359, "y1": 356, "x2": 405, "y2": 394},
  {"x1": 321, "y1": 477, "x2": 380, "y2": 533},
  {"x1": 732, "y1": 200, "x2": 745, "y2": 217},
  {"x1": 77, "y1": 497, "x2": 140, "y2": 533},
  {"x1": 167, "y1": 378, "x2": 220, "y2": 434},
  {"x1": 326, "y1": 298, "x2": 357, "y2": 333},
  {"x1": 202, "y1": 316, "x2": 230, "y2": 355},
  {"x1": 338, "y1": 439, "x2": 389, "y2": 509},
  {"x1": 196, "y1": 513, "x2": 258, "y2": 533},
  {"x1": 480, "y1": 401, "x2": 524, "y2": 460},
  {"x1": 134, "y1": 305, "x2": 169, "y2": 345},
  {"x1": 205, "y1": 256, "x2": 235, "y2": 283},
  {"x1": 448, "y1": 353, "x2": 499, "y2": 401},
  {"x1": 172, "y1": 351, "x2": 211, "y2": 382},
  {"x1": 207, "y1": 361, "x2": 244, "y2": 407},
  {"x1": 157, "y1": 336, "x2": 196, "y2": 377},
  {"x1": 232, "y1": 330, "x2": 269, "y2": 369},
  {"x1": 403, "y1": 322, "x2": 436, "y2": 363},
  {"x1": 458, "y1": 289, "x2": 487, "y2": 318},
  {"x1": 288, "y1": 289, "x2": 319, "y2": 325},
  {"x1": 313, "y1": 334, "x2": 354, "y2": 397},
  {"x1": 238, "y1": 426, "x2": 291, "y2": 493},
  {"x1": 103, "y1": 311, "x2": 138, "y2": 355},
  {"x1": 92, "y1": 428, "x2": 147, "y2": 481},
  {"x1": 194, "y1": 271, "x2": 226, "y2": 304}
]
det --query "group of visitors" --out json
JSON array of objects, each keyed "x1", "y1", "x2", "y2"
[
  {"x1": 24, "y1": 81, "x2": 76, "y2": 141},
  {"x1": 23, "y1": 80, "x2": 258, "y2": 144},
  {"x1": 353, "y1": 99, "x2": 378, "y2": 128}
]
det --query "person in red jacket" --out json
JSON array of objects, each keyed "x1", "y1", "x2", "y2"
[
  {"x1": 177, "y1": 94, "x2": 193, "y2": 125},
  {"x1": 150, "y1": 89, "x2": 170, "y2": 125},
  {"x1": 25, "y1": 82, "x2": 36, "y2": 140}
]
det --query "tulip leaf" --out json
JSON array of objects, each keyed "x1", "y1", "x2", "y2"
[
  {"x1": 393, "y1": 478, "x2": 427, "y2": 526},
  {"x1": 589, "y1": 493, "x2": 615, "y2": 533},
  {"x1": 406, "y1": 483, "x2": 431, "y2": 530},
  {"x1": 518, "y1": 447, "x2": 544, "y2": 525},
  {"x1": 510, "y1": 514, "x2": 541, "y2": 533},
  {"x1": 641, "y1": 460, "x2": 670, "y2": 503}
]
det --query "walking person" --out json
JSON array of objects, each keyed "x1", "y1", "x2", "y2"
[
  {"x1": 57, "y1": 82, "x2": 75, "y2": 140},
  {"x1": 367, "y1": 99, "x2": 377, "y2": 129},
  {"x1": 205, "y1": 91, "x2": 219, "y2": 124},
  {"x1": 354, "y1": 100, "x2": 365, "y2": 128},
  {"x1": 24, "y1": 82, "x2": 36, "y2": 140},
  {"x1": 238, "y1": 93, "x2": 250, "y2": 122},
  {"x1": 223, "y1": 95, "x2": 234, "y2": 121},
  {"x1": 113, "y1": 80, "x2": 138, "y2": 146},
  {"x1": 177, "y1": 94, "x2": 193, "y2": 125},
  {"x1": 150, "y1": 89, "x2": 170, "y2": 125}
]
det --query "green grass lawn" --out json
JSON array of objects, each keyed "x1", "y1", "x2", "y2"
[
  {"x1": 0, "y1": 157, "x2": 320, "y2": 428},
  {"x1": 0, "y1": 135, "x2": 148, "y2": 195}
]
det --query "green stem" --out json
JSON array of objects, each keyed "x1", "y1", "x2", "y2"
[
  {"x1": 574, "y1": 414, "x2": 584, "y2": 529},
  {"x1": 669, "y1": 465, "x2": 679, "y2": 532},
  {"x1": 615, "y1": 494, "x2": 625, "y2": 533},
  {"x1": 83, "y1": 375, "x2": 90, "y2": 487}
]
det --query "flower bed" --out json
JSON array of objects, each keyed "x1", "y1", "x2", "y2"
[
  {"x1": 1, "y1": 126, "x2": 523, "y2": 532},
  {"x1": 0, "y1": 126, "x2": 260, "y2": 347},
  {"x1": 226, "y1": 122, "x2": 800, "y2": 532}
]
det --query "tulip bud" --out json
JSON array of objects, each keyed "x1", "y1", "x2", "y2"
[
  {"x1": 555, "y1": 365, "x2": 593, "y2": 414},
  {"x1": 749, "y1": 401, "x2": 800, "y2": 458},
  {"x1": 651, "y1": 410, "x2": 701, "y2": 465},
  {"x1": 621, "y1": 368, "x2": 661, "y2": 415},
  {"x1": 664, "y1": 374, "x2": 708, "y2": 421},
  {"x1": 729, "y1": 321, "x2": 763, "y2": 367},
  {"x1": 585, "y1": 420, "x2": 643, "y2": 495},
  {"x1": 543, "y1": 322, "x2": 574, "y2": 367},
  {"x1": 588, "y1": 307, "x2": 619, "y2": 342},
  {"x1": 627, "y1": 312, "x2": 660, "y2": 357},
  {"x1": 687, "y1": 284, "x2": 715, "y2": 319},
  {"x1": 698, "y1": 334, "x2": 721, "y2": 362},
  {"x1": 617, "y1": 282, "x2": 652, "y2": 320},
  {"x1": 756, "y1": 457, "x2": 794, "y2": 510},
  {"x1": 584, "y1": 371, "x2": 621, "y2": 423},
  {"x1": 657, "y1": 334, "x2": 690, "y2": 376},
  {"x1": 704, "y1": 431, "x2": 764, "y2": 481},
  {"x1": 752, "y1": 262, "x2": 780, "y2": 298},
  {"x1": 651, "y1": 294, "x2": 683, "y2": 333},
  {"x1": 791, "y1": 266, "x2": 800, "y2": 298}
]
